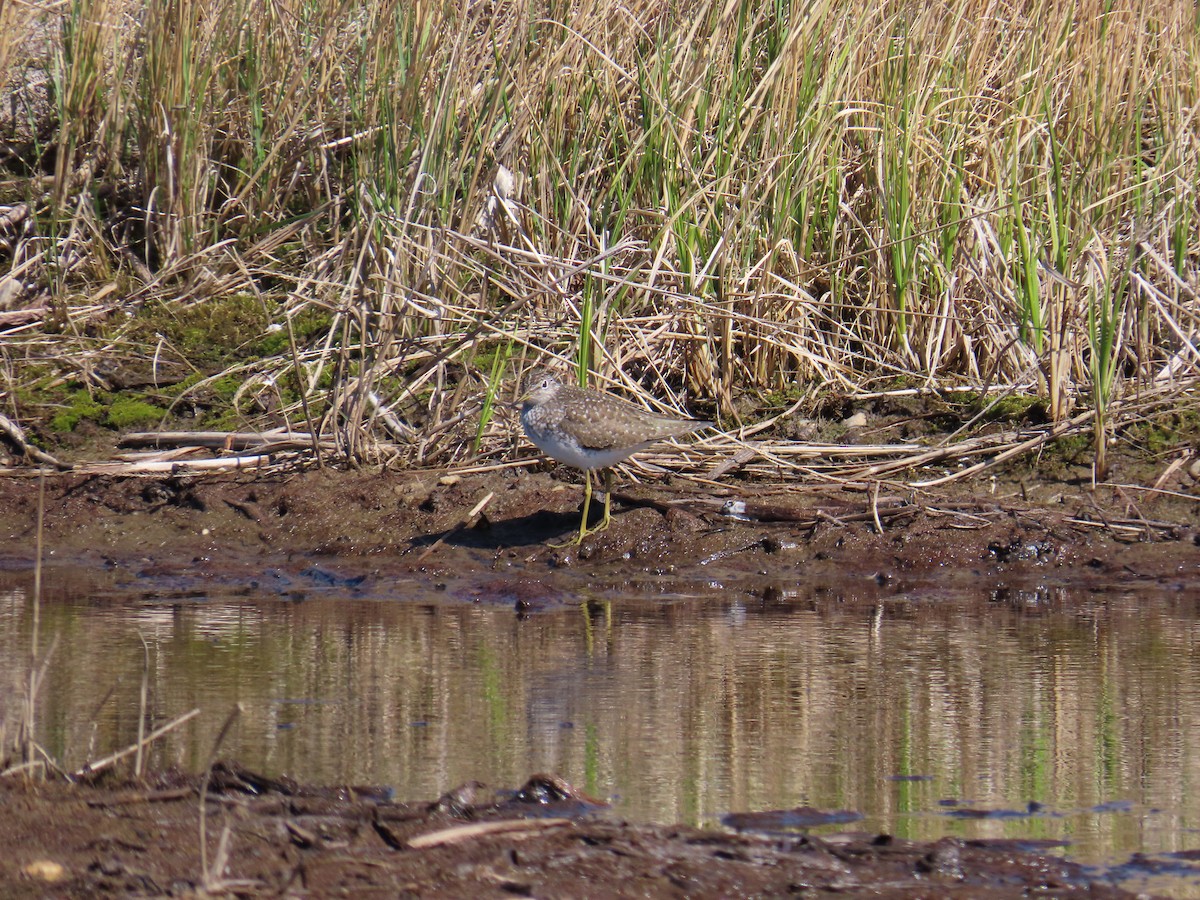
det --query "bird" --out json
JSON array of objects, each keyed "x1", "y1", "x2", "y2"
[{"x1": 518, "y1": 368, "x2": 712, "y2": 544}]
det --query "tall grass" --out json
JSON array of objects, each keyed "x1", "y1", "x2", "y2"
[{"x1": 2, "y1": 0, "x2": 1198, "y2": 470}]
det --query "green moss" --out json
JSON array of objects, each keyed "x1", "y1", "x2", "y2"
[
  {"x1": 1126, "y1": 409, "x2": 1200, "y2": 455},
  {"x1": 127, "y1": 294, "x2": 273, "y2": 367},
  {"x1": 106, "y1": 397, "x2": 165, "y2": 429},
  {"x1": 986, "y1": 395, "x2": 1045, "y2": 422},
  {"x1": 257, "y1": 326, "x2": 290, "y2": 356},
  {"x1": 49, "y1": 390, "x2": 105, "y2": 432},
  {"x1": 1051, "y1": 433, "x2": 1092, "y2": 462},
  {"x1": 942, "y1": 391, "x2": 1046, "y2": 424},
  {"x1": 163, "y1": 372, "x2": 207, "y2": 396},
  {"x1": 208, "y1": 375, "x2": 243, "y2": 403},
  {"x1": 47, "y1": 390, "x2": 163, "y2": 432},
  {"x1": 256, "y1": 307, "x2": 332, "y2": 356},
  {"x1": 761, "y1": 386, "x2": 807, "y2": 407}
]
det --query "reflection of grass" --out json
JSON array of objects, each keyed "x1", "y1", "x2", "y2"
[
  {"x1": 5, "y1": 477, "x2": 47, "y2": 777},
  {"x1": 477, "y1": 646, "x2": 510, "y2": 755},
  {"x1": 4, "y1": 584, "x2": 1199, "y2": 862},
  {"x1": 584, "y1": 724, "x2": 601, "y2": 798}
]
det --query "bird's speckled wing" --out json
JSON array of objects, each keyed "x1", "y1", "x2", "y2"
[{"x1": 556, "y1": 387, "x2": 709, "y2": 451}]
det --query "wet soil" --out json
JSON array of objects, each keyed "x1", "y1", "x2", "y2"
[
  {"x1": 1, "y1": 465, "x2": 1197, "y2": 607},
  {"x1": 2, "y1": 467, "x2": 1198, "y2": 897},
  {"x1": 0, "y1": 768, "x2": 1148, "y2": 898}
]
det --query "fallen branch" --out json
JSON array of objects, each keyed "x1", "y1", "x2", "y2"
[
  {"x1": 0, "y1": 304, "x2": 48, "y2": 330},
  {"x1": 87, "y1": 787, "x2": 195, "y2": 807},
  {"x1": 0, "y1": 413, "x2": 71, "y2": 470},
  {"x1": 716, "y1": 496, "x2": 917, "y2": 527},
  {"x1": 74, "y1": 708, "x2": 201, "y2": 778},
  {"x1": 1067, "y1": 516, "x2": 1182, "y2": 538},
  {"x1": 415, "y1": 491, "x2": 495, "y2": 561},
  {"x1": 70, "y1": 455, "x2": 283, "y2": 475},
  {"x1": 120, "y1": 430, "x2": 337, "y2": 451},
  {"x1": 406, "y1": 818, "x2": 572, "y2": 850}
]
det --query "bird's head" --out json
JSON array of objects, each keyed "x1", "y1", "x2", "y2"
[{"x1": 518, "y1": 368, "x2": 565, "y2": 409}]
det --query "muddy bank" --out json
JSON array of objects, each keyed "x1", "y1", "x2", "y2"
[
  {"x1": 1, "y1": 468, "x2": 1197, "y2": 608},
  {"x1": 0, "y1": 768, "x2": 1154, "y2": 898}
]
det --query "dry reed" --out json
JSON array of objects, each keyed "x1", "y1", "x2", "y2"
[{"x1": 0, "y1": 0, "x2": 1195, "y2": 480}]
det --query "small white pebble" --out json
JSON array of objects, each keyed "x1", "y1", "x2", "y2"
[{"x1": 23, "y1": 860, "x2": 66, "y2": 882}]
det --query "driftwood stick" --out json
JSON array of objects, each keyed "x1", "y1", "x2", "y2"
[
  {"x1": 120, "y1": 430, "x2": 336, "y2": 451},
  {"x1": 407, "y1": 818, "x2": 572, "y2": 850},
  {"x1": 415, "y1": 491, "x2": 495, "y2": 561},
  {"x1": 0, "y1": 413, "x2": 71, "y2": 470},
  {"x1": 74, "y1": 708, "x2": 201, "y2": 778}
]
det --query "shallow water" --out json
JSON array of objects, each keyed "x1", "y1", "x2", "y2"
[{"x1": 3, "y1": 562, "x2": 1200, "y2": 895}]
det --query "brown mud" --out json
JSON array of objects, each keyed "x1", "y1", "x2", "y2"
[
  {"x1": 2, "y1": 465, "x2": 1197, "y2": 606},
  {"x1": 3, "y1": 467, "x2": 1199, "y2": 897},
  {"x1": 0, "y1": 768, "x2": 1148, "y2": 898}
]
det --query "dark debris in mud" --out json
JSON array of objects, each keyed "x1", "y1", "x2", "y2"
[
  {"x1": 1, "y1": 468, "x2": 1197, "y2": 613},
  {"x1": 0, "y1": 768, "x2": 1156, "y2": 898}
]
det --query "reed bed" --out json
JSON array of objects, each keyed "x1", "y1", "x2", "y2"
[{"x1": 1, "y1": 0, "x2": 1197, "y2": 480}]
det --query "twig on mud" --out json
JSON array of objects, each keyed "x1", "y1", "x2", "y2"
[
  {"x1": 1108, "y1": 485, "x2": 1158, "y2": 541},
  {"x1": 0, "y1": 304, "x2": 49, "y2": 330},
  {"x1": 87, "y1": 787, "x2": 195, "y2": 807},
  {"x1": 120, "y1": 430, "x2": 338, "y2": 451},
  {"x1": 910, "y1": 408, "x2": 1098, "y2": 487},
  {"x1": 442, "y1": 458, "x2": 540, "y2": 476},
  {"x1": 816, "y1": 509, "x2": 851, "y2": 528},
  {"x1": 73, "y1": 708, "x2": 201, "y2": 779},
  {"x1": 705, "y1": 446, "x2": 758, "y2": 479},
  {"x1": 415, "y1": 491, "x2": 495, "y2": 561},
  {"x1": 284, "y1": 820, "x2": 320, "y2": 849},
  {"x1": 406, "y1": 818, "x2": 573, "y2": 850},
  {"x1": 1150, "y1": 453, "x2": 1193, "y2": 492},
  {"x1": 1067, "y1": 516, "x2": 1181, "y2": 538},
  {"x1": 199, "y1": 704, "x2": 244, "y2": 891},
  {"x1": 0, "y1": 414, "x2": 71, "y2": 470},
  {"x1": 1097, "y1": 482, "x2": 1200, "y2": 504},
  {"x1": 65, "y1": 454, "x2": 289, "y2": 476},
  {"x1": 606, "y1": 489, "x2": 727, "y2": 517},
  {"x1": 1, "y1": 741, "x2": 73, "y2": 781},
  {"x1": 924, "y1": 507, "x2": 997, "y2": 529},
  {"x1": 1, "y1": 759, "x2": 47, "y2": 779},
  {"x1": 114, "y1": 447, "x2": 211, "y2": 464},
  {"x1": 714, "y1": 495, "x2": 917, "y2": 529}
]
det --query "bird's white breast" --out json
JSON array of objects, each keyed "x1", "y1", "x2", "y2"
[{"x1": 521, "y1": 409, "x2": 641, "y2": 470}]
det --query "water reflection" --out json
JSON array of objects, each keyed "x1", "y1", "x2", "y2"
[{"x1": 2, "y1": 568, "x2": 1199, "y2": 879}]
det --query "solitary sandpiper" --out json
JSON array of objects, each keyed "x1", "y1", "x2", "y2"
[{"x1": 519, "y1": 369, "x2": 712, "y2": 543}]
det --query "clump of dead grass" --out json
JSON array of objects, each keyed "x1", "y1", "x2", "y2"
[{"x1": 0, "y1": 0, "x2": 1196, "y2": 483}]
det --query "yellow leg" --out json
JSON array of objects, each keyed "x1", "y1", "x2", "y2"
[
  {"x1": 578, "y1": 468, "x2": 594, "y2": 542},
  {"x1": 548, "y1": 469, "x2": 617, "y2": 547},
  {"x1": 581, "y1": 469, "x2": 613, "y2": 538},
  {"x1": 550, "y1": 468, "x2": 615, "y2": 547},
  {"x1": 598, "y1": 469, "x2": 613, "y2": 532}
]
